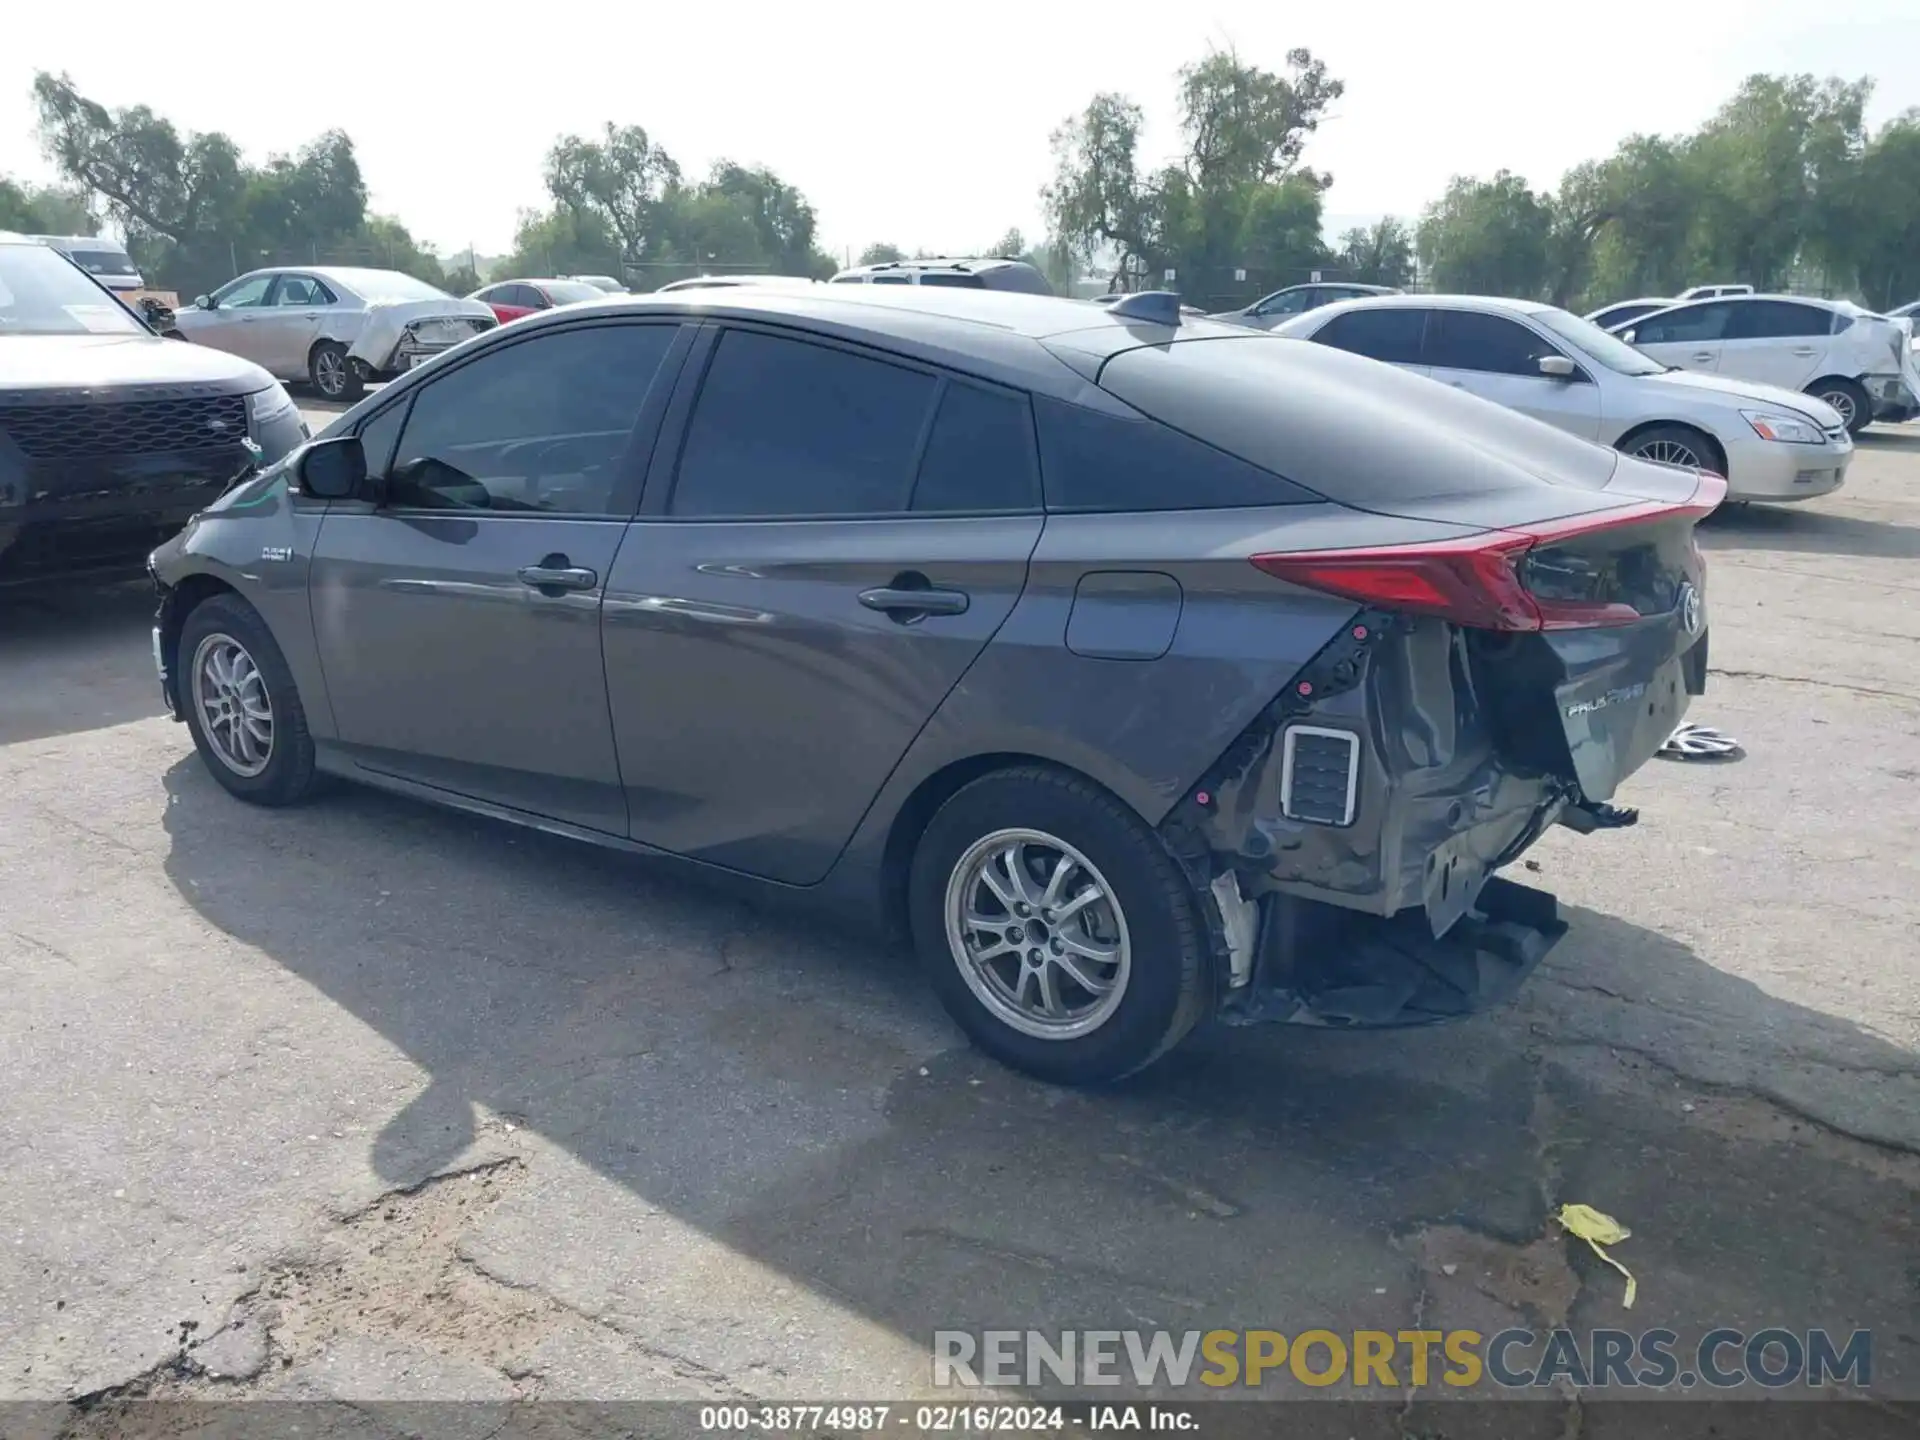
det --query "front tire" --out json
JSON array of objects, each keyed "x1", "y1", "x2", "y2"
[
  {"x1": 908, "y1": 767, "x2": 1211, "y2": 1084},
  {"x1": 1806, "y1": 377, "x2": 1871, "y2": 438},
  {"x1": 309, "y1": 341, "x2": 364, "y2": 403},
  {"x1": 178, "y1": 594, "x2": 320, "y2": 807}
]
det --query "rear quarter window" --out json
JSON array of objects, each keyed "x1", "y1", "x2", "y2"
[{"x1": 1033, "y1": 394, "x2": 1316, "y2": 513}]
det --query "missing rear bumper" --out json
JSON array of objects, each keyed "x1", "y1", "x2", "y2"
[{"x1": 1219, "y1": 876, "x2": 1569, "y2": 1028}]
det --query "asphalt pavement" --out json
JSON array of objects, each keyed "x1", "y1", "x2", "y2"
[{"x1": 1, "y1": 405, "x2": 1916, "y2": 1432}]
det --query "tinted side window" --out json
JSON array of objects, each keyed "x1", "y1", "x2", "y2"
[
  {"x1": 917, "y1": 272, "x2": 987, "y2": 289},
  {"x1": 1726, "y1": 300, "x2": 1832, "y2": 340},
  {"x1": 1255, "y1": 290, "x2": 1313, "y2": 317},
  {"x1": 1635, "y1": 303, "x2": 1732, "y2": 344},
  {"x1": 1034, "y1": 396, "x2": 1313, "y2": 513},
  {"x1": 387, "y1": 323, "x2": 676, "y2": 516},
  {"x1": 911, "y1": 382, "x2": 1040, "y2": 513},
  {"x1": 670, "y1": 330, "x2": 937, "y2": 517},
  {"x1": 1426, "y1": 311, "x2": 1560, "y2": 376},
  {"x1": 871, "y1": 274, "x2": 912, "y2": 285},
  {"x1": 1313, "y1": 307, "x2": 1427, "y2": 365}
]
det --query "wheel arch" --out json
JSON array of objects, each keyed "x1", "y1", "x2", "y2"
[
  {"x1": 1613, "y1": 419, "x2": 1729, "y2": 479},
  {"x1": 159, "y1": 572, "x2": 244, "y2": 707},
  {"x1": 877, "y1": 752, "x2": 1141, "y2": 943}
]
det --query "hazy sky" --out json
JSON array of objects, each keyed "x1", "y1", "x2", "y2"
[{"x1": 5, "y1": 0, "x2": 1917, "y2": 264}]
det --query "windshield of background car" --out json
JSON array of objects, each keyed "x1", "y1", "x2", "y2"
[
  {"x1": 329, "y1": 268, "x2": 452, "y2": 303},
  {"x1": 67, "y1": 247, "x2": 140, "y2": 278},
  {"x1": 1531, "y1": 307, "x2": 1668, "y2": 377},
  {"x1": 543, "y1": 280, "x2": 605, "y2": 304},
  {"x1": 0, "y1": 243, "x2": 144, "y2": 336}
]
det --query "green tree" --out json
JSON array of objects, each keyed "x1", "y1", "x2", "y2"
[
  {"x1": 31, "y1": 72, "x2": 444, "y2": 297},
  {"x1": 1334, "y1": 217, "x2": 1414, "y2": 287},
  {"x1": 1044, "y1": 47, "x2": 1341, "y2": 298},
  {"x1": 0, "y1": 177, "x2": 95, "y2": 234},
  {"x1": 1416, "y1": 172, "x2": 1553, "y2": 298},
  {"x1": 543, "y1": 123, "x2": 682, "y2": 264},
  {"x1": 857, "y1": 242, "x2": 904, "y2": 266},
  {"x1": 1840, "y1": 111, "x2": 1920, "y2": 309}
]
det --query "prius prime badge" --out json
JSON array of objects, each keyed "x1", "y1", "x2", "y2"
[{"x1": 1679, "y1": 582, "x2": 1703, "y2": 637}]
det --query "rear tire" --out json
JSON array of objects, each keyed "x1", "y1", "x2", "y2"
[
  {"x1": 1805, "y1": 377, "x2": 1871, "y2": 437},
  {"x1": 908, "y1": 766, "x2": 1211, "y2": 1084},
  {"x1": 1618, "y1": 423, "x2": 1720, "y2": 474},
  {"x1": 178, "y1": 594, "x2": 320, "y2": 808},
  {"x1": 309, "y1": 340, "x2": 364, "y2": 403}
]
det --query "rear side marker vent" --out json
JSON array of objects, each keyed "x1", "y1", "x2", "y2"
[{"x1": 1280, "y1": 726, "x2": 1360, "y2": 827}]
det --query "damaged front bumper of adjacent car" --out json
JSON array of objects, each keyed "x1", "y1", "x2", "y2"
[{"x1": 1160, "y1": 606, "x2": 1697, "y2": 1029}]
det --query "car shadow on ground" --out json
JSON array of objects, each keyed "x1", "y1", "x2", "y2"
[
  {"x1": 1698, "y1": 500, "x2": 1920, "y2": 561},
  {"x1": 155, "y1": 758, "x2": 1920, "y2": 1407},
  {"x1": 0, "y1": 582, "x2": 163, "y2": 746}
]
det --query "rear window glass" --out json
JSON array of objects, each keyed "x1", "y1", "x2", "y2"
[
  {"x1": 1033, "y1": 395, "x2": 1314, "y2": 513},
  {"x1": 671, "y1": 330, "x2": 936, "y2": 516}
]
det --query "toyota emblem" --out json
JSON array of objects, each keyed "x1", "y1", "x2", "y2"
[{"x1": 1679, "y1": 582, "x2": 1703, "y2": 636}]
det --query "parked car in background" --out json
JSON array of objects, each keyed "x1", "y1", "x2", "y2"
[
  {"x1": 0, "y1": 232, "x2": 306, "y2": 587},
  {"x1": 828, "y1": 257, "x2": 1053, "y2": 294},
  {"x1": 172, "y1": 267, "x2": 496, "y2": 403},
  {"x1": 469, "y1": 278, "x2": 606, "y2": 324},
  {"x1": 655, "y1": 274, "x2": 820, "y2": 293},
  {"x1": 1210, "y1": 282, "x2": 1402, "y2": 330},
  {"x1": 563, "y1": 275, "x2": 628, "y2": 294},
  {"x1": 1612, "y1": 293, "x2": 1916, "y2": 435},
  {"x1": 1275, "y1": 293, "x2": 1851, "y2": 503},
  {"x1": 1585, "y1": 297, "x2": 1674, "y2": 332},
  {"x1": 1087, "y1": 294, "x2": 1207, "y2": 317},
  {"x1": 150, "y1": 284, "x2": 1719, "y2": 1084},
  {"x1": 1889, "y1": 299, "x2": 1919, "y2": 319},
  {"x1": 1678, "y1": 283, "x2": 1754, "y2": 301},
  {"x1": 28, "y1": 234, "x2": 145, "y2": 295}
]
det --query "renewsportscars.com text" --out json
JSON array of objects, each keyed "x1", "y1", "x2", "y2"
[{"x1": 932, "y1": 1328, "x2": 1872, "y2": 1391}]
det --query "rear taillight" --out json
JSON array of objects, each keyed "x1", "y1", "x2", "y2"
[{"x1": 1252, "y1": 480, "x2": 1724, "y2": 633}]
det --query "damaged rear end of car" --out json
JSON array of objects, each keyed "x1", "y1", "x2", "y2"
[{"x1": 1088, "y1": 332, "x2": 1722, "y2": 1030}]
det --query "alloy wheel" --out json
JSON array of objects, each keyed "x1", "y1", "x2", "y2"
[
  {"x1": 1816, "y1": 387, "x2": 1857, "y2": 429},
  {"x1": 944, "y1": 828, "x2": 1132, "y2": 1041},
  {"x1": 191, "y1": 633, "x2": 274, "y2": 777},
  {"x1": 314, "y1": 349, "x2": 346, "y2": 398},
  {"x1": 1633, "y1": 436, "x2": 1703, "y2": 468}
]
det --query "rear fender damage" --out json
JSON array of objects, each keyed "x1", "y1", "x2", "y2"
[{"x1": 1160, "y1": 610, "x2": 1590, "y2": 1028}]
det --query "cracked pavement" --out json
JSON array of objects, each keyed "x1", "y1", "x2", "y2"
[{"x1": 1, "y1": 410, "x2": 1916, "y2": 1430}]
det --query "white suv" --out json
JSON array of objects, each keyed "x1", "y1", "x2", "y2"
[{"x1": 1614, "y1": 294, "x2": 1916, "y2": 435}]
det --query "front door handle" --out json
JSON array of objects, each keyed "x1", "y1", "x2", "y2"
[
  {"x1": 1790, "y1": 346, "x2": 1818, "y2": 357},
  {"x1": 517, "y1": 558, "x2": 598, "y2": 593},
  {"x1": 858, "y1": 577, "x2": 970, "y2": 621},
  {"x1": 1688, "y1": 352, "x2": 1715, "y2": 363}
]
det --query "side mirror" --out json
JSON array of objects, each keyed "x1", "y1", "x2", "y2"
[
  {"x1": 296, "y1": 436, "x2": 368, "y2": 500},
  {"x1": 1619, "y1": 328, "x2": 1636, "y2": 344},
  {"x1": 194, "y1": 295, "x2": 212, "y2": 310},
  {"x1": 1538, "y1": 355, "x2": 1577, "y2": 379}
]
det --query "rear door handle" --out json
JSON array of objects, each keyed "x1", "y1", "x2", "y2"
[
  {"x1": 517, "y1": 561, "x2": 598, "y2": 593},
  {"x1": 858, "y1": 582, "x2": 969, "y2": 620},
  {"x1": 1688, "y1": 352, "x2": 1715, "y2": 363},
  {"x1": 1790, "y1": 346, "x2": 1818, "y2": 356}
]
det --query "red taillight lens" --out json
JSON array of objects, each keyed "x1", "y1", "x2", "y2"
[
  {"x1": 1252, "y1": 533, "x2": 1542, "y2": 630},
  {"x1": 1252, "y1": 487, "x2": 1721, "y2": 633}
]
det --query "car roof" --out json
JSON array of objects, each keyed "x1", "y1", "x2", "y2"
[
  {"x1": 441, "y1": 284, "x2": 1255, "y2": 398},
  {"x1": 1300, "y1": 292, "x2": 1558, "y2": 317},
  {"x1": 834, "y1": 256, "x2": 1033, "y2": 277}
]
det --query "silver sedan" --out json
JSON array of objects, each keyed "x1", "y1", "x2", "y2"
[
  {"x1": 1274, "y1": 293, "x2": 1852, "y2": 504},
  {"x1": 172, "y1": 266, "x2": 497, "y2": 402}
]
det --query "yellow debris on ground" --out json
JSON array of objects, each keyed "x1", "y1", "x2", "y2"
[{"x1": 1554, "y1": 1203, "x2": 1637, "y2": 1309}]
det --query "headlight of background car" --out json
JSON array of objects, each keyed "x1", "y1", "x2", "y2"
[
  {"x1": 1742, "y1": 410, "x2": 1824, "y2": 444},
  {"x1": 246, "y1": 383, "x2": 298, "y2": 429}
]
